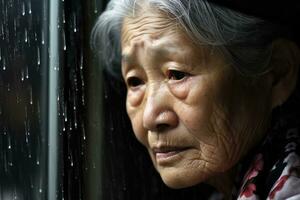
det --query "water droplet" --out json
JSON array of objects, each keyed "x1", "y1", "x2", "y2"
[
  {"x1": 64, "y1": 104, "x2": 68, "y2": 122},
  {"x1": 79, "y1": 54, "x2": 83, "y2": 70},
  {"x1": 21, "y1": 69, "x2": 25, "y2": 81},
  {"x1": 8, "y1": 136, "x2": 12, "y2": 149},
  {"x1": 62, "y1": 10, "x2": 66, "y2": 24},
  {"x1": 69, "y1": 154, "x2": 74, "y2": 167},
  {"x1": 28, "y1": 1, "x2": 32, "y2": 14},
  {"x1": 62, "y1": 30, "x2": 66, "y2": 51},
  {"x1": 41, "y1": 31, "x2": 45, "y2": 45},
  {"x1": 22, "y1": 2, "x2": 25, "y2": 16},
  {"x1": 29, "y1": 87, "x2": 33, "y2": 104},
  {"x1": 37, "y1": 47, "x2": 40, "y2": 66},
  {"x1": 25, "y1": 66, "x2": 29, "y2": 79},
  {"x1": 25, "y1": 28, "x2": 28, "y2": 43},
  {"x1": 2, "y1": 58, "x2": 6, "y2": 70},
  {"x1": 73, "y1": 14, "x2": 77, "y2": 32},
  {"x1": 74, "y1": 118, "x2": 77, "y2": 129},
  {"x1": 39, "y1": 189, "x2": 42, "y2": 193}
]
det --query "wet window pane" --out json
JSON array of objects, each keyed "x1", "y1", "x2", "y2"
[
  {"x1": 0, "y1": 0, "x2": 104, "y2": 199},
  {"x1": 0, "y1": 0, "x2": 48, "y2": 199}
]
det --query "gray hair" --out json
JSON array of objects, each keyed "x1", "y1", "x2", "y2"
[{"x1": 91, "y1": 0, "x2": 283, "y2": 78}]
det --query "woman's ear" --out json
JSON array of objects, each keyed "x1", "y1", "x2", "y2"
[{"x1": 269, "y1": 39, "x2": 300, "y2": 108}]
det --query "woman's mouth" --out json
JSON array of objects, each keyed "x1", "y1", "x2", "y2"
[{"x1": 152, "y1": 146, "x2": 190, "y2": 164}]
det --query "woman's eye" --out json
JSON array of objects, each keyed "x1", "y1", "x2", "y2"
[
  {"x1": 167, "y1": 70, "x2": 189, "y2": 80},
  {"x1": 127, "y1": 77, "x2": 144, "y2": 88}
]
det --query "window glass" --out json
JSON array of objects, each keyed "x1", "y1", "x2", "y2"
[
  {"x1": 0, "y1": 0, "x2": 104, "y2": 199},
  {"x1": 0, "y1": 0, "x2": 48, "y2": 199}
]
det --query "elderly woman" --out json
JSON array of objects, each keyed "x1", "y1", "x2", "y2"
[{"x1": 91, "y1": 0, "x2": 300, "y2": 199}]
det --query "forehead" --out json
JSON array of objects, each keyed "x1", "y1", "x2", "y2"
[
  {"x1": 121, "y1": 7, "x2": 185, "y2": 46},
  {"x1": 120, "y1": 7, "x2": 226, "y2": 72}
]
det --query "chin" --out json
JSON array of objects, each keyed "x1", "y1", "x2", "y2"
[{"x1": 158, "y1": 167, "x2": 209, "y2": 189}]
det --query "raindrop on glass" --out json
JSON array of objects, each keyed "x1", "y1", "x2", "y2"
[
  {"x1": 79, "y1": 54, "x2": 83, "y2": 70},
  {"x1": 74, "y1": 115, "x2": 77, "y2": 129},
  {"x1": 25, "y1": 28, "x2": 28, "y2": 43},
  {"x1": 41, "y1": 30, "x2": 45, "y2": 45},
  {"x1": 22, "y1": 2, "x2": 26, "y2": 16},
  {"x1": 28, "y1": 0, "x2": 32, "y2": 14},
  {"x1": 94, "y1": 0, "x2": 98, "y2": 14},
  {"x1": 63, "y1": 29, "x2": 66, "y2": 51},
  {"x1": 26, "y1": 66, "x2": 29, "y2": 79},
  {"x1": 2, "y1": 57, "x2": 6, "y2": 70},
  {"x1": 73, "y1": 14, "x2": 77, "y2": 33},
  {"x1": 37, "y1": 47, "x2": 40, "y2": 66},
  {"x1": 62, "y1": 9, "x2": 66, "y2": 24},
  {"x1": 81, "y1": 121, "x2": 86, "y2": 141},
  {"x1": 34, "y1": 32, "x2": 37, "y2": 41},
  {"x1": 21, "y1": 69, "x2": 25, "y2": 81},
  {"x1": 64, "y1": 104, "x2": 68, "y2": 122},
  {"x1": 69, "y1": 154, "x2": 74, "y2": 167},
  {"x1": 29, "y1": 86, "x2": 33, "y2": 105}
]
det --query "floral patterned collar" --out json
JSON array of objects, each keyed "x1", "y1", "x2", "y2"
[{"x1": 235, "y1": 112, "x2": 300, "y2": 200}]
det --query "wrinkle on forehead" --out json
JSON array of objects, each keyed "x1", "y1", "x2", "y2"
[
  {"x1": 120, "y1": 7, "x2": 226, "y2": 74},
  {"x1": 121, "y1": 8, "x2": 179, "y2": 47}
]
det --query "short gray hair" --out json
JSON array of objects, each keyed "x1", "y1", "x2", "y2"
[{"x1": 91, "y1": 0, "x2": 284, "y2": 78}]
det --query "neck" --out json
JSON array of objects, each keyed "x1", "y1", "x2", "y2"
[{"x1": 205, "y1": 167, "x2": 238, "y2": 200}]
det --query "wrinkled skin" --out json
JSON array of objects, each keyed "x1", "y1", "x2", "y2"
[{"x1": 121, "y1": 8, "x2": 273, "y2": 194}]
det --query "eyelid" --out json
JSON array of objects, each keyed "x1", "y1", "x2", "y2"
[
  {"x1": 124, "y1": 69, "x2": 145, "y2": 89},
  {"x1": 126, "y1": 76, "x2": 144, "y2": 88},
  {"x1": 167, "y1": 69, "x2": 191, "y2": 81}
]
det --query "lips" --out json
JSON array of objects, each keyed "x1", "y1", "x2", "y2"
[{"x1": 152, "y1": 146, "x2": 190, "y2": 163}]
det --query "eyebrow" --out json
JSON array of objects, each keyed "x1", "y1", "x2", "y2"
[
  {"x1": 122, "y1": 43, "x2": 179, "y2": 63},
  {"x1": 121, "y1": 54, "x2": 132, "y2": 64},
  {"x1": 121, "y1": 53, "x2": 137, "y2": 74}
]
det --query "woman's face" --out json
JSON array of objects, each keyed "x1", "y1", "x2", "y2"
[{"x1": 121, "y1": 9, "x2": 272, "y2": 188}]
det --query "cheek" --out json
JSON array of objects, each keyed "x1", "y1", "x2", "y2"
[
  {"x1": 178, "y1": 79, "x2": 217, "y2": 141},
  {"x1": 127, "y1": 88, "x2": 145, "y2": 107},
  {"x1": 126, "y1": 101, "x2": 148, "y2": 147},
  {"x1": 177, "y1": 79, "x2": 240, "y2": 166}
]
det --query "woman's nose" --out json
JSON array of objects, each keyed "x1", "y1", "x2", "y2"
[{"x1": 142, "y1": 90, "x2": 179, "y2": 132}]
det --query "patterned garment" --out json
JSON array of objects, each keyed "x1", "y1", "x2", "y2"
[{"x1": 235, "y1": 112, "x2": 300, "y2": 200}]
